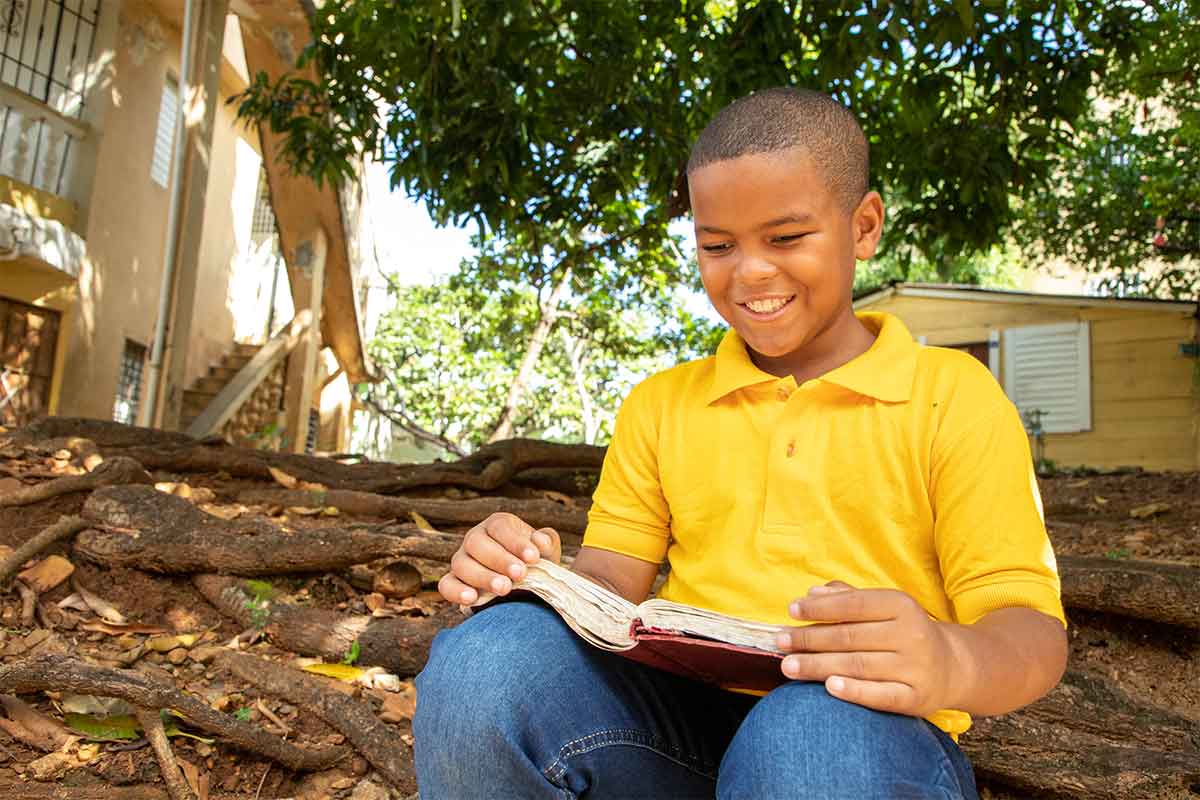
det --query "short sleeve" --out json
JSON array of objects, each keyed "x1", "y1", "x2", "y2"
[
  {"x1": 583, "y1": 380, "x2": 671, "y2": 564},
  {"x1": 931, "y1": 398, "x2": 1066, "y2": 627}
]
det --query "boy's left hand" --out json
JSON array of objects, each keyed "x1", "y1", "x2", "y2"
[{"x1": 775, "y1": 581, "x2": 962, "y2": 717}]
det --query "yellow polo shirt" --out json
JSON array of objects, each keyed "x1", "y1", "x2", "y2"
[{"x1": 584, "y1": 311, "x2": 1064, "y2": 737}]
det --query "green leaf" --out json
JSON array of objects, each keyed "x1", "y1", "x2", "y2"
[{"x1": 343, "y1": 640, "x2": 362, "y2": 665}]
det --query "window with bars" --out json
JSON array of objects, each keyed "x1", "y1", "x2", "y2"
[
  {"x1": 252, "y1": 168, "x2": 277, "y2": 240},
  {"x1": 150, "y1": 73, "x2": 178, "y2": 188},
  {"x1": 112, "y1": 339, "x2": 146, "y2": 425},
  {"x1": 0, "y1": 0, "x2": 102, "y2": 118}
]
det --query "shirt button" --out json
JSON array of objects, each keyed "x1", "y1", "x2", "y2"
[{"x1": 786, "y1": 440, "x2": 796, "y2": 458}]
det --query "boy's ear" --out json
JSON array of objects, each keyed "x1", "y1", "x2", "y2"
[{"x1": 851, "y1": 191, "x2": 885, "y2": 260}]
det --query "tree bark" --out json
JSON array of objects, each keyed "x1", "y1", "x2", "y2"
[
  {"x1": 961, "y1": 669, "x2": 1200, "y2": 799},
  {"x1": 1058, "y1": 555, "x2": 1200, "y2": 629},
  {"x1": 488, "y1": 269, "x2": 572, "y2": 443},
  {"x1": 136, "y1": 708, "x2": 194, "y2": 800},
  {"x1": 193, "y1": 574, "x2": 460, "y2": 676},
  {"x1": 237, "y1": 486, "x2": 589, "y2": 536},
  {"x1": 218, "y1": 651, "x2": 411, "y2": 788},
  {"x1": 560, "y1": 328, "x2": 599, "y2": 444},
  {"x1": 76, "y1": 486, "x2": 464, "y2": 575},
  {"x1": 0, "y1": 654, "x2": 346, "y2": 772}
]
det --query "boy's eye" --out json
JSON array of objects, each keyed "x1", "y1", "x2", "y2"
[
  {"x1": 773, "y1": 233, "x2": 807, "y2": 244},
  {"x1": 701, "y1": 243, "x2": 732, "y2": 254}
]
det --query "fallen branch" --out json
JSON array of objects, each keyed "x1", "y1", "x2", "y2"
[
  {"x1": 218, "y1": 650, "x2": 410, "y2": 788},
  {"x1": 238, "y1": 486, "x2": 589, "y2": 536},
  {"x1": 136, "y1": 708, "x2": 194, "y2": 800},
  {"x1": 963, "y1": 669, "x2": 1200, "y2": 799},
  {"x1": 0, "y1": 695, "x2": 72, "y2": 751},
  {"x1": 0, "y1": 515, "x2": 89, "y2": 589},
  {"x1": 193, "y1": 574, "x2": 460, "y2": 676},
  {"x1": 0, "y1": 456, "x2": 152, "y2": 508},
  {"x1": 76, "y1": 486, "x2": 465, "y2": 575},
  {"x1": 1058, "y1": 555, "x2": 1200, "y2": 630},
  {"x1": 0, "y1": 654, "x2": 346, "y2": 771}
]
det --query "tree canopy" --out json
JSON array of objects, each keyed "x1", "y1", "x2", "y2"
[{"x1": 238, "y1": 0, "x2": 1148, "y2": 273}]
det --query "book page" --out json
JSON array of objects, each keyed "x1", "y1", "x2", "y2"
[
  {"x1": 475, "y1": 560, "x2": 639, "y2": 651},
  {"x1": 639, "y1": 599, "x2": 786, "y2": 653}
]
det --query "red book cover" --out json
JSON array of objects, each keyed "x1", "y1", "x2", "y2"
[{"x1": 619, "y1": 622, "x2": 786, "y2": 693}]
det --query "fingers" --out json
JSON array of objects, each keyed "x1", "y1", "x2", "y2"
[
  {"x1": 824, "y1": 676, "x2": 918, "y2": 715},
  {"x1": 789, "y1": 588, "x2": 909, "y2": 623},
  {"x1": 438, "y1": 513, "x2": 551, "y2": 606},
  {"x1": 775, "y1": 621, "x2": 897, "y2": 654},
  {"x1": 530, "y1": 527, "x2": 562, "y2": 562},
  {"x1": 780, "y1": 651, "x2": 895, "y2": 683}
]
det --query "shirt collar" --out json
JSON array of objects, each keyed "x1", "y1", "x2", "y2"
[{"x1": 706, "y1": 311, "x2": 919, "y2": 405}]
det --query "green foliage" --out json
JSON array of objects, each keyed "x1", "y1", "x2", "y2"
[
  {"x1": 342, "y1": 640, "x2": 361, "y2": 666},
  {"x1": 361, "y1": 271, "x2": 719, "y2": 455},
  {"x1": 235, "y1": 0, "x2": 1143, "y2": 272},
  {"x1": 234, "y1": 706, "x2": 252, "y2": 722},
  {"x1": 1016, "y1": 3, "x2": 1198, "y2": 298}
]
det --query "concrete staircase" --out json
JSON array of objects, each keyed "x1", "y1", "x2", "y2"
[{"x1": 180, "y1": 342, "x2": 263, "y2": 433}]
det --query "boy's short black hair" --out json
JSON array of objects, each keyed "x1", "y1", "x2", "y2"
[{"x1": 687, "y1": 87, "x2": 869, "y2": 211}]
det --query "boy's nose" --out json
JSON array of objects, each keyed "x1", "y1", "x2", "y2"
[{"x1": 736, "y1": 253, "x2": 781, "y2": 281}]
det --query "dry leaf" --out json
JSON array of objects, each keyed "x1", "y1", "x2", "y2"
[
  {"x1": 179, "y1": 758, "x2": 209, "y2": 800},
  {"x1": 199, "y1": 503, "x2": 247, "y2": 521},
  {"x1": 71, "y1": 577, "x2": 127, "y2": 625},
  {"x1": 17, "y1": 555, "x2": 75, "y2": 593},
  {"x1": 1093, "y1": 495, "x2": 1109, "y2": 506},
  {"x1": 144, "y1": 634, "x2": 199, "y2": 653},
  {"x1": 541, "y1": 490, "x2": 577, "y2": 509},
  {"x1": 1129, "y1": 502, "x2": 1171, "y2": 519},
  {"x1": 378, "y1": 685, "x2": 416, "y2": 723},
  {"x1": 321, "y1": 506, "x2": 340, "y2": 517},
  {"x1": 52, "y1": 449, "x2": 71, "y2": 461},
  {"x1": 77, "y1": 620, "x2": 168, "y2": 636},
  {"x1": 410, "y1": 511, "x2": 436, "y2": 531},
  {"x1": 268, "y1": 467, "x2": 299, "y2": 490},
  {"x1": 286, "y1": 506, "x2": 323, "y2": 516},
  {"x1": 298, "y1": 480, "x2": 327, "y2": 492},
  {"x1": 363, "y1": 593, "x2": 387, "y2": 613}
]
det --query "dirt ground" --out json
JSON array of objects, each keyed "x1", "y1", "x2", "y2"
[{"x1": 0, "y1": 459, "x2": 1196, "y2": 799}]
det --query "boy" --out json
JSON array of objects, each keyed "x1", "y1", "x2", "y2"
[{"x1": 414, "y1": 88, "x2": 1067, "y2": 799}]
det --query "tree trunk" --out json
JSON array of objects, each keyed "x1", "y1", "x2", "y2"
[
  {"x1": 488, "y1": 269, "x2": 572, "y2": 443},
  {"x1": 560, "y1": 328, "x2": 599, "y2": 444}
]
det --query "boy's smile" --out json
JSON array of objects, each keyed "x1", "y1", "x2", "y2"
[{"x1": 689, "y1": 148, "x2": 884, "y2": 382}]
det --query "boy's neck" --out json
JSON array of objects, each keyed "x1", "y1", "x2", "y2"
[{"x1": 746, "y1": 310, "x2": 877, "y2": 385}]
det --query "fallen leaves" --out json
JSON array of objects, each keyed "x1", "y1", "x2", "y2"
[
  {"x1": 0, "y1": 695, "x2": 73, "y2": 751},
  {"x1": 1130, "y1": 501, "x2": 1171, "y2": 519},
  {"x1": 70, "y1": 577, "x2": 127, "y2": 625},
  {"x1": 17, "y1": 555, "x2": 75, "y2": 593}
]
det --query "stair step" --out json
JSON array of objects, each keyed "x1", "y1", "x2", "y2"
[
  {"x1": 223, "y1": 354, "x2": 253, "y2": 372},
  {"x1": 208, "y1": 365, "x2": 239, "y2": 381},
  {"x1": 234, "y1": 342, "x2": 262, "y2": 358},
  {"x1": 194, "y1": 375, "x2": 227, "y2": 395}
]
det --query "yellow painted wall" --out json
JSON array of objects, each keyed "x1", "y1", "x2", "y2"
[{"x1": 865, "y1": 294, "x2": 1199, "y2": 472}]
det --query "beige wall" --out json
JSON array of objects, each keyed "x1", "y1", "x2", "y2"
[
  {"x1": 47, "y1": 6, "x2": 261, "y2": 421},
  {"x1": 864, "y1": 293, "x2": 1199, "y2": 472}
]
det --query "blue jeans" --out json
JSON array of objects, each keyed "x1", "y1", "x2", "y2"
[{"x1": 414, "y1": 601, "x2": 979, "y2": 799}]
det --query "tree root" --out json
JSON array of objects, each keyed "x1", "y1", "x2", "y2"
[
  {"x1": 1058, "y1": 555, "x2": 1200, "y2": 630},
  {"x1": 193, "y1": 574, "x2": 460, "y2": 676},
  {"x1": 76, "y1": 486, "x2": 465, "y2": 575},
  {"x1": 0, "y1": 654, "x2": 347, "y2": 772},
  {"x1": 0, "y1": 456, "x2": 152, "y2": 508},
  {"x1": 0, "y1": 515, "x2": 89, "y2": 589},
  {"x1": 238, "y1": 486, "x2": 589, "y2": 536},
  {"x1": 218, "y1": 650, "x2": 410, "y2": 787},
  {"x1": 136, "y1": 708, "x2": 194, "y2": 800}
]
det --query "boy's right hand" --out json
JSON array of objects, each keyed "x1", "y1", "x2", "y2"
[{"x1": 438, "y1": 512, "x2": 561, "y2": 605}]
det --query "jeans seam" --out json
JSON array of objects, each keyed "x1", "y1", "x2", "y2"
[
  {"x1": 916, "y1": 721, "x2": 970, "y2": 798},
  {"x1": 542, "y1": 727, "x2": 719, "y2": 788}
]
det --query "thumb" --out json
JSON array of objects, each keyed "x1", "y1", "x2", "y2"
[
  {"x1": 530, "y1": 527, "x2": 562, "y2": 563},
  {"x1": 809, "y1": 580, "x2": 856, "y2": 595}
]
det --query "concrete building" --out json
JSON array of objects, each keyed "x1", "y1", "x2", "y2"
[{"x1": 0, "y1": 0, "x2": 373, "y2": 453}]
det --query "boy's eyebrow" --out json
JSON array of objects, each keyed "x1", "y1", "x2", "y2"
[{"x1": 695, "y1": 212, "x2": 816, "y2": 235}]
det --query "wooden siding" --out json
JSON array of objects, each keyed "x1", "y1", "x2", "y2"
[{"x1": 864, "y1": 295, "x2": 1199, "y2": 472}]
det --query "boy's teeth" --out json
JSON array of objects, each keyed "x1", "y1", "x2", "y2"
[{"x1": 745, "y1": 297, "x2": 788, "y2": 313}]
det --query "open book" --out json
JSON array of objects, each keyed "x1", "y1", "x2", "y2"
[{"x1": 475, "y1": 559, "x2": 788, "y2": 692}]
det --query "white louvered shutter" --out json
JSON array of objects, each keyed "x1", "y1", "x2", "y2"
[
  {"x1": 1002, "y1": 322, "x2": 1091, "y2": 434},
  {"x1": 150, "y1": 76, "x2": 180, "y2": 188}
]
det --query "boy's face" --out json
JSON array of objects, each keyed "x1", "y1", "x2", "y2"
[{"x1": 689, "y1": 148, "x2": 883, "y2": 373}]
